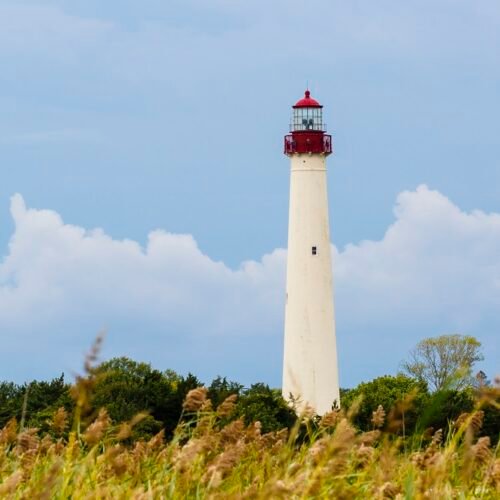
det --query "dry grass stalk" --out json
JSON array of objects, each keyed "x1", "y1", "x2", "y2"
[
  {"x1": 0, "y1": 418, "x2": 18, "y2": 446},
  {"x1": 147, "y1": 429, "x2": 165, "y2": 451},
  {"x1": 16, "y1": 428, "x2": 39, "y2": 454},
  {"x1": 320, "y1": 409, "x2": 341, "y2": 428},
  {"x1": 358, "y1": 429, "x2": 381, "y2": 446},
  {"x1": 220, "y1": 419, "x2": 245, "y2": 445},
  {"x1": 490, "y1": 459, "x2": 500, "y2": 491},
  {"x1": 470, "y1": 436, "x2": 492, "y2": 465},
  {"x1": 51, "y1": 407, "x2": 68, "y2": 436},
  {"x1": 183, "y1": 387, "x2": 208, "y2": 412},
  {"x1": 217, "y1": 394, "x2": 238, "y2": 417},
  {"x1": 0, "y1": 471, "x2": 23, "y2": 496},
  {"x1": 116, "y1": 412, "x2": 148, "y2": 441},
  {"x1": 371, "y1": 405, "x2": 386, "y2": 428},
  {"x1": 82, "y1": 408, "x2": 111, "y2": 446},
  {"x1": 84, "y1": 333, "x2": 105, "y2": 374}
]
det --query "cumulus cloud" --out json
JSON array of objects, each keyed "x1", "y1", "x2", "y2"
[
  {"x1": 0, "y1": 185, "x2": 498, "y2": 385},
  {"x1": 336, "y1": 185, "x2": 500, "y2": 325},
  {"x1": 1, "y1": 193, "x2": 286, "y2": 333},
  {"x1": 333, "y1": 186, "x2": 500, "y2": 382},
  {"x1": 0, "y1": 193, "x2": 287, "y2": 382}
]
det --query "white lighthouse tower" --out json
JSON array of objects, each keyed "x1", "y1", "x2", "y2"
[{"x1": 282, "y1": 90, "x2": 340, "y2": 415}]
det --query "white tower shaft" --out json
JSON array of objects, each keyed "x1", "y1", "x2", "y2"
[{"x1": 282, "y1": 153, "x2": 340, "y2": 415}]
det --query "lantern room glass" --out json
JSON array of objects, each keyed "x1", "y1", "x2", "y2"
[{"x1": 291, "y1": 107, "x2": 324, "y2": 132}]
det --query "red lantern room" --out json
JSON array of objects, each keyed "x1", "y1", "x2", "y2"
[{"x1": 284, "y1": 90, "x2": 333, "y2": 156}]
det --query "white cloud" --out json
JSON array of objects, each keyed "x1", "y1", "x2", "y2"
[
  {"x1": 0, "y1": 185, "x2": 499, "y2": 385},
  {"x1": 333, "y1": 185, "x2": 500, "y2": 382},
  {"x1": 1, "y1": 194, "x2": 286, "y2": 335},
  {"x1": 336, "y1": 185, "x2": 500, "y2": 324}
]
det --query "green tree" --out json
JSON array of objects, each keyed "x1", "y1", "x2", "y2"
[
  {"x1": 402, "y1": 334, "x2": 484, "y2": 391},
  {"x1": 417, "y1": 388, "x2": 474, "y2": 435},
  {"x1": 207, "y1": 376, "x2": 243, "y2": 408},
  {"x1": 0, "y1": 375, "x2": 72, "y2": 430},
  {"x1": 235, "y1": 383, "x2": 296, "y2": 433},
  {"x1": 482, "y1": 403, "x2": 500, "y2": 446},
  {"x1": 91, "y1": 358, "x2": 202, "y2": 438},
  {"x1": 91, "y1": 358, "x2": 166, "y2": 436},
  {"x1": 341, "y1": 374, "x2": 428, "y2": 434},
  {"x1": 0, "y1": 382, "x2": 21, "y2": 428}
]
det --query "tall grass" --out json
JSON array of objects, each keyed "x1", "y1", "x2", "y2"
[{"x1": 0, "y1": 379, "x2": 498, "y2": 498}]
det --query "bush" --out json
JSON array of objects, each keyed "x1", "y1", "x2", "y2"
[
  {"x1": 416, "y1": 388, "x2": 474, "y2": 435},
  {"x1": 235, "y1": 383, "x2": 296, "y2": 433},
  {"x1": 341, "y1": 374, "x2": 428, "y2": 434},
  {"x1": 0, "y1": 375, "x2": 72, "y2": 430},
  {"x1": 91, "y1": 357, "x2": 202, "y2": 437}
]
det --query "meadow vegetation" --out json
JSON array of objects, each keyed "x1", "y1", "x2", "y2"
[{"x1": 0, "y1": 337, "x2": 498, "y2": 498}]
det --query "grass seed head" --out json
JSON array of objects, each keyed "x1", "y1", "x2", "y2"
[
  {"x1": 16, "y1": 428, "x2": 39, "y2": 454},
  {"x1": 0, "y1": 471, "x2": 23, "y2": 496},
  {"x1": 355, "y1": 443, "x2": 375, "y2": 469},
  {"x1": 82, "y1": 408, "x2": 110, "y2": 446},
  {"x1": 430, "y1": 428, "x2": 443, "y2": 448},
  {"x1": 270, "y1": 479, "x2": 291, "y2": 497},
  {"x1": 175, "y1": 438, "x2": 208, "y2": 473},
  {"x1": 147, "y1": 429, "x2": 165, "y2": 451},
  {"x1": 106, "y1": 444, "x2": 128, "y2": 477},
  {"x1": 183, "y1": 387, "x2": 208, "y2": 412},
  {"x1": 39, "y1": 434, "x2": 53, "y2": 455},
  {"x1": 51, "y1": 407, "x2": 68, "y2": 436},
  {"x1": 320, "y1": 409, "x2": 341, "y2": 428},
  {"x1": 371, "y1": 405, "x2": 386, "y2": 429},
  {"x1": 470, "y1": 436, "x2": 491, "y2": 465},
  {"x1": 220, "y1": 419, "x2": 245, "y2": 445},
  {"x1": 0, "y1": 418, "x2": 18, "y2": 446},
  {"x1": 358, "y1": 430, "x2": 381, "y2": 446},
  {"x1": 490, "y1": 459, "x2": 500, "y2": 491},
  {"x1": 245, "y1": 420, "x2": 262, "y2": 441},
  {"x1": 308, "y1": 437, "x2": 328, "y2": 465},
  {"x1": 377, "y1": 481, "x2": 400, "y2": 499},
  {"x1": 216, "y1": 394, "x2": 238, "y2": 417}
]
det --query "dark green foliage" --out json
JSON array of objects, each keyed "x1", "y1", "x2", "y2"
[
  {"x1": 339, "y1": 388, "x2": 351, "y2": 400},
  {"x1": 341, "y1": 374, "x2": 428, "y2": 434},
  {"x1": 131, "y1": 415, "x2": 164, "y2": 440},
  {"x1": 91, "y1": 358, "x2": 169, "y2": 434},
  {"x1": 482, "y1": 403, "x2": 500, "y2": 445},
  {"x1": 0, "y1": 375, "x2": 72, "y2": 430},
  {"x1": 417, "y1": 388, "x2": 498, "y2": 445},
  {"x1": 91, "y1": 357, "x2": 202, "y2": 438},
  {"x1": 0, "y1": 382, "x2": 19, "y2": 428},
  {"x1": 342, "y1": 377, "x2": 489, "y2": 443},
  {"x1": 235, "y1": 383, "x2": 296, "y2": 433},
  {"x1": 416, "y1": 389, "x2": 474, "y2": 435},
  {"x1": 207, "y1": 376, "x2": 243, "y2": 408}
]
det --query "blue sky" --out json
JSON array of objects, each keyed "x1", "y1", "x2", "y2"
[{"x1": 0, "y1": 0, "x2": 499, "y2": 387}]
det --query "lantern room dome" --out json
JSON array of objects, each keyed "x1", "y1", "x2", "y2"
[{"x1": 293, "y1": 90, "x2": 322, "y2": 108}]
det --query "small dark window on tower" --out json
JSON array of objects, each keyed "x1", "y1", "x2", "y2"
[{"x1": 312, "y1": 246, "x2": 317, "y2": 255}]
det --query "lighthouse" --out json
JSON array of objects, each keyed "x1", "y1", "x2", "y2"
[{"x1": 282, "y1": 90, "x2": 340, "y2": 415}]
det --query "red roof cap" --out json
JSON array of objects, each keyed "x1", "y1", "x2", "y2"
[{"x1": 293, "y1": 90, "x2": 322, "y2": 108}]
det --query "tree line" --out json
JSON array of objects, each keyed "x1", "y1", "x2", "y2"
[{"x1": 0, "y1": 334, "x2": 498, "y2": 443}]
